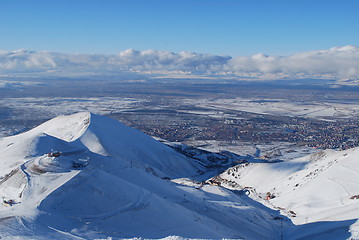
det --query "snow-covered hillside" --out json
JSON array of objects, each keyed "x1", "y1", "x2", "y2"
[
  {"x1": 0, "y1": 112, "x2": 286, "y2": 239},
  {"x1": 217, "y1": 148, "x2": 359, "y2": 239}
]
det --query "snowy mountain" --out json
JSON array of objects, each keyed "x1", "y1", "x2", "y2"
[
  {"x1": 216, "y1": 148, "x2": 359, "y2": 239},
  {"x1": 1, "y1": 112, "x2": 358, "y2": 239},
  {"x1": 0, "y1": 112, "x2": 286, "y2": 239}
]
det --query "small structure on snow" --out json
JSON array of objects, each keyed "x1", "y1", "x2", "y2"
[
  {"x1": 47, "y1": 151, "x2": 62, "y2": 157},
  {"x1": 265, "y1": 192, "x2": 276, "y2": 200},
  {"x1": 2, "y1": 198, "x2": 15, "y2": 206},
  {"x1": 207, "y1": 179, "x2": 221, "y2": 186}
]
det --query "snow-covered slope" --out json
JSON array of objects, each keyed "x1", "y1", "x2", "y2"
[
  {"x1": 0, "y1": 112, "x2": 284, "y2": 239},
  {"x1": 0, "y1": 112, "x2": 201, "y2": 178},
  {"x1": 217, "y1": 148, "x2": 359, "y2": 239}
]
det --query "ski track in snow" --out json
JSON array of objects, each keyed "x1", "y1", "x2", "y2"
[{"x1": 327, "y1": 177, "x2": 351, "y2": 198}]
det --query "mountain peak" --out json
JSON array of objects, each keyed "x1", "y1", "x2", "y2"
[
  {"x1": 2, "y1": 112, "x2": 201, "y2": 178},
  {"x1": 0, "y1": 112, "x2": 284, "y2": 239},
  {"x1": 42, "y1": 111, "x2": 91, "y2": 142}
]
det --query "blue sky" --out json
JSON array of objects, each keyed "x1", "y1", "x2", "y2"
[{"x1": 0, "y1": 0, "x2": 358, "y2": 56}]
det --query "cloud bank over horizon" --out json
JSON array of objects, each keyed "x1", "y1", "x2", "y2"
[{"x1": 0, "y1": 46, "x2": 358, "y2": 84}]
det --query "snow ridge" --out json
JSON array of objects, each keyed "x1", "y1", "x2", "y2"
[
  {"x1": 0, "y1": 112, "x2": 282, "y2": 239},
  {"x1": 217, "y1": 148, "x2": 359, "y2": 239},
  {"x1": 1, "y1": 112, "x2": 358, "y2": 239}
]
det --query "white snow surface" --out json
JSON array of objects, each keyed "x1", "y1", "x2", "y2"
[
  {"x1": 0, "y1": 112, "x2": 285, "y2": 239},
  {"x1": 185, "y1": 97, "x2": 359, "y2": 119},
  {"x1": 1, "y1": 112, "x2": 358, "y2": 239},
  {"x1": 218, "y1": 148, "x2": 359, "y2": 239}
]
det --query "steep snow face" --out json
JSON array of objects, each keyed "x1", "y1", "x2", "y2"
[
  {"x1": 0, "y1": 112, "x2": 200, "y2": 211},
  {"x1": 0, "y1": 112, "x2": 284, "y2": 239},
  {"x1": 1, "y1": 112, "x2": 199, "y2": 178},
  {"x1": 79, "y1": 113, "x2": 201, "y2": 178},
  {"x1": 42, "y1": 112, "x2": 203, "y2": 178},
  {"x1": 40, "y1": 112, "x2": 91, "y2": 142},
  {"x1": 218, "y1": 147, "x2": 359, "y2": 238}
]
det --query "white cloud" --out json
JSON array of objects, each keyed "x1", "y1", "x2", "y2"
[
  {"x1": 115, "y1": 49, "x2": 231, "y2": 72},
  {"x1": 227, "y1": 45, "x2": 359, "y2": 80},
  {"x1": 0, "y1": 46, "x2": 358, "y2": 83},
  {"x1": 0, "y1": 49, "x2": 57, "y2": 72}
]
